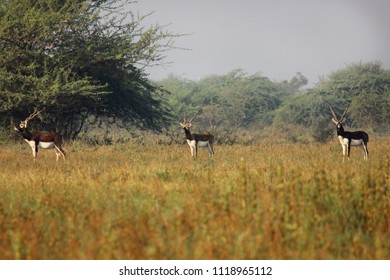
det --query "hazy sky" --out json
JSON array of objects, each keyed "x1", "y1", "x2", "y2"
[{"x1": 132, "y1": 0, "x2": 390, "y2": 85}]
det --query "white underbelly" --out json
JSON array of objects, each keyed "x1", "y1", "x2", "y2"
[
  {"x1": 338, "y1": 136, "x2": 363, "y2": 146},
  {"x1": 350, "y1": 139, "x2": 363, "y2": 146},
  {"x1": 196, "y1": 141, "x2": 210, "y2": 147},
  {"x1": 39, "y1": 142, "x2": 55, "y2": 149},
  {"x1": 187, "y1": 140, "x2": 209, "y2": 147},
  {"x1": 25, "y1": 139, "x2": 55, "y2": 149}
]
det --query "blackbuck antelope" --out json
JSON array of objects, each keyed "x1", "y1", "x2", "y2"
[
  {"x1": 180, "y1": 113, "x2": 214, "y2": 159},
  {"x1": 14, "y1": 109, "x2": 66, "y2": 161},
  {"x1": 330, "y1": 107, "x2": 369, "y2": 161}
]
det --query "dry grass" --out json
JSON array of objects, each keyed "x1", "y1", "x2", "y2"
[{"x1": 0, "y1": 138, "x2": 389, "y2": 259}]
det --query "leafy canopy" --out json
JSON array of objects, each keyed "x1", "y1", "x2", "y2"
[{"x1": 0, "y1": 0, "x2": 177, "y2": 139}]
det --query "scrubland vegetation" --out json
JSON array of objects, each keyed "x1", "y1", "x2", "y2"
[{"x1": 0, "y1": 138, "x2": 389, "y2": 260}]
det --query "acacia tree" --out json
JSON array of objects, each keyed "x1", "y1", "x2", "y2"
[{"x1": 0, "y1": 0, "x2": 176, "y2": 139}]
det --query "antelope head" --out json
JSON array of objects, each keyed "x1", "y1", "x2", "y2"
[
  {"x1": 14, "y1": 108, "x2": 45, "y2": 131},
  {"x1": 180, "y1": 112, "x2": 199, "y2": 130},
  {"x1": 330, "y1": 106, "x2": 348, "y2": 128}
]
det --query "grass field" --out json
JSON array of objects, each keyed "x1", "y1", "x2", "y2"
[{"x1": 0, "y1": 138, "x2": 389, "y2": 259}]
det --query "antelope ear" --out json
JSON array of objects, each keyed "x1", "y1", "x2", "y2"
[{"x1": 331, "y1": 118, "x2": 338, "y2": 125}]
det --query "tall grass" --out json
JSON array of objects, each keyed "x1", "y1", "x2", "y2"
[{"x1": 0, "y1": 139, "x2": 389, "y2": 259}]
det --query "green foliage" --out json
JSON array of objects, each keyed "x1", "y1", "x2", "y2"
[
  {"x1": 273, "y1": 90, "x2": 335, "y2": 142},
  {"x1": 350, "y1": 92, "x2": 390, "y2": 133},
  {"x1": 0, "y1": 0, "x2": 176, "y2": 139},
  {"x1": 160, "y1": 69, "x2": 282, "y2": 131}
]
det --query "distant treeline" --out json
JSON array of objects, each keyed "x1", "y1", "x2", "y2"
[{"x1": 159, "y1": 62, "x2": 390, "y2": 143}]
